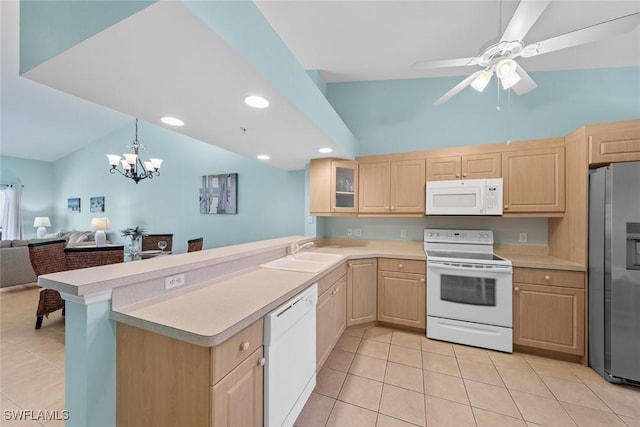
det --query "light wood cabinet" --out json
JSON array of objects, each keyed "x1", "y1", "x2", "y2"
[
  {"x1": 359, "y1": 159, "x2": 425, "y2": 214},
  {"x1": 377, "y1": 258, "x2": 426, "y2": 329},
  {"x1": 116, "y1": 319, "x2": 264, "y2": 427},
  {"x1": 502, "y1": 145, "x2": 565, "y2": 214},
  {"x1": 588, "y1": 119, "x2": 640, "y2": 166},
  {"x1": 347, "y1": 258, "x2": 377, "y2": 326},
  {"x1": 212, "y1": 347, "x2": 263, "y2": 427},
  {"x1": 426, "y1": 152, "x2": 501, "y2": 181},
  {"x1": 310, "y1": 159, "x2": 358, "y2": 215},
  {"x1": 513, "y1": 268, "x2": 585, "y2": 356},
  {"x1": 316, "y1": 264, "x2": 347, "y2": 370}
]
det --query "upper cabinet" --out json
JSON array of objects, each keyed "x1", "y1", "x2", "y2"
[
  {"x1": 426, "y1": 152, "x2": 501, "y2": 181},
  {"x1": 359, "y1": 159, "x2": 425, "y2": 214},
  {"x1": 310, "y1": 159, "x2": 358, "y2": 215},
  {"x1": 502, "y1": 141, "x2": 565, "y2": 215},
  {"x1": 588, "y1": 119, "x2": 640, "y2": 166}
]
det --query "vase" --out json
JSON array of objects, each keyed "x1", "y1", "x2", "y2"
[{"x1": 129, "y1": 236, "x2": 142, "y2": 261}]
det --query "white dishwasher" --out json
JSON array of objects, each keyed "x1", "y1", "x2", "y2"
[{"x1": 264, "y1": 283, "x2": 317, "y2": 427}]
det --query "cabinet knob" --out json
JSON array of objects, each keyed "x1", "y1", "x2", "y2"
[
  {"x1": 398, "y1": 264, "x2": 403, "y2": 269},
  {"x1": 332, "y1": 206, "x2": 336, "y2": 211},
  {"x1": 348, "y1": 263, "x2": 353, "y2": 267},
  {"x1": 385, "y1": 206, "x2": 389, "y2": 210},
  {"x1": 504, "y1": 205, "x2": 509, "y2": 210},
  {"x1": 258, "y1": 357, "x2": 265, "y2": 366},
  {"x1": 544, "y1": 275, "x2": 551, "y2": 281},
  {"x1": 390, "y1": 206, "x2": 395, "y2": 211},
  {"x1": 456, "y1": 173, "x2": 460, "y2": 178},
  {"x1": 240, "y1": 341, "x2": 250, "y2": 351},
  {"x1": 462, "y1": 173, "x2": 467, "y2": 177},
  {"x1": 332, "y1": 289, "x2": 337, "y2": 295},
  {"x1": 514, "y1": 286, "x2": 520, "y2": 292},
  {"x1": 420, "y1": 278, "x2": 425, "y2": 283}
]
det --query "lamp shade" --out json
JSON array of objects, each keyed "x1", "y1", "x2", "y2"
[
  {"x1": 90, "y1": 218, "x2": 110, "y2": 231},
  {"x1": 33, "y1": 217, "x2": 51, "y2": 227},
  {"x1": 470, "y1": 70, "x2": 493, "y2": 93}
]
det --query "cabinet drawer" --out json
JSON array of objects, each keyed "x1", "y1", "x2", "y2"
[
  {"x1": 378, "y1": 258, "x2": 425, "y2": 274},
  {"x1": 317, "y1": 262, "x2": 348, "y2": 296},
  {"x1": 513, "y1": 268, "x2": 584, "y2": 289},
  {"x1": 211, "y1": 318, "x2": 263, "y2": 384}
]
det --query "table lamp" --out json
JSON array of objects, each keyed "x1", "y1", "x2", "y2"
[
  {"x1": 33, "y1": 217, "x2": 51, "y2": 239},
  {"x1": 90, "y1": 218, "x2": 110, "y2": 246}
]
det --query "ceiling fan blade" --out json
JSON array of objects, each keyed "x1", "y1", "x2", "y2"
[
  {"x1": 500, "y1": 0, "x2": 551, "y2": 42},
  {"x1": 523, "y1": 13, "x2": 640, "y2": 57},
  {"x1": 411, "y1": 57, "x2": 477, "y2": 71},
  {"x1": 434, "y1": 71, "x2": 483, "y2": 105},
  {"x1": 512, "y1": 65, "x2": 537, "y2": 95}
]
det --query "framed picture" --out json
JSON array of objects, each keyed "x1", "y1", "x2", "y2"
[
  {"x1": 90, "y1": 196, "x2": 105, "y2": 213},
  {"x1": 68, "y1": 197, "x2": 81, "y2": 213},
  {"x1": 200, "y1": 173, "x2": 237, "y2": 214}
]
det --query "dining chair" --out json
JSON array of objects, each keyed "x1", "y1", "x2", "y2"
[
  {"x1": 28, "y1": 239, "x2": 69, "y2": 329},
  {"x1": 64, "y1": 245, "x2": 125, "y2": 270},
  {"x1": 29, "y1": 240, "x2": 125, "y2": 329},
  {"x1": 142, "y1": 234, "x2": 173, "y2": 252},
  {"x1": 187, "y1": 237, "x2": 204, "y2": 252}
]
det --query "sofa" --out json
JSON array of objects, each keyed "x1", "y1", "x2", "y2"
[{"x1": 0, "y1": 230, "x2": 111, "y2": 288}]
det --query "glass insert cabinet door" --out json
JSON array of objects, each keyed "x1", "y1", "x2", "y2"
[{"x1": 330, "y1": 161, "x2": 358, "y2": 213}]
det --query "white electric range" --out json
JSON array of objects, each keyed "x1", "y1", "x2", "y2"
[{"x1": 425, "y1": 229, "x2": 513, "y2": 353}]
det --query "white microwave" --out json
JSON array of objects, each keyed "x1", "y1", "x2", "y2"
[{"x1": 426, "y1": 178, "x2": 503, "y2": 215}]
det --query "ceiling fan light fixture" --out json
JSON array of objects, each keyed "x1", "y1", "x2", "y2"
[
  {"x1": 495, "y1": 58, "x2": 518, "y2": 79},
  {"x1": 470, "y1": 69, "x2": 494, "y2": 92},
  {"x1": 501, "y1": 72, "x2": 522, "y2": 90}
]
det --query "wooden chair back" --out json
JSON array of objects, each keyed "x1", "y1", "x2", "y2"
[
  {"x1": 142, "y1": 234, "x2": 173, "y2": 252},
  {"x1": 187, "y1": 237, "x2": 203, "y2": 252}
]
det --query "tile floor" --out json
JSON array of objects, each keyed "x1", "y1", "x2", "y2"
[
  {"x1": 295, "y1": 325, "x2": 640, "y2": 427},
  {"x1": 2, "y1": 284, "x2": 639, "y2": 427}
]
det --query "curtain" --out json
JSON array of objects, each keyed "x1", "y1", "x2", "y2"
[{"x1": 1, "y1": 186, "x2": 23, "y2": 240}]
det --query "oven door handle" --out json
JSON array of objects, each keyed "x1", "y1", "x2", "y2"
[{"x1": 428, "y1": 261, "x2": 513, "y2": 273}]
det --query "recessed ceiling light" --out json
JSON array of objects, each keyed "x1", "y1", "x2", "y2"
[
  {"x1": 244, "y1": 95, "x2": 270, "y2": 109},
  {"x1": 161, "y1": 116, "x2": 184, "y2": 126},
  {"x1": 257, "y1": 155, "x2": 270, "y2": 160},
  {"x1": 318, "y1": 147, "x2": 333, "y2": 154}
]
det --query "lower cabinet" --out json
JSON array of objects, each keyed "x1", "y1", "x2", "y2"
[
  {"x1": 347, "y1": 258, "x2": 378, "y2": 326},
  {"x1": 116, "y1": 319, "x2": 264, "y2": 427},
  {"x1": 513, "y1": 268, "x2": 585, "y2": 355},
  {"x1": 377, "y1": 258, "x2": 426, "y2": 329},
  {"x1": 316, "y1": 263, "x2": 348, "y2": 370},
  {"x1": 212, "y1": 347, "x2": 263, "y2": 427}
]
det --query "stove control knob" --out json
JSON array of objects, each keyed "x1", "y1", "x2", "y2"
[
  {"x1": 427, "y1": 232, "x2": 432, "y2": 237},
  {"x1": 433, "y1": 232, "x2": 439, "y2": 237}
]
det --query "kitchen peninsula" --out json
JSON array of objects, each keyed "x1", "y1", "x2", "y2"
[{"x1": 38, "y1": 234, "x2": 583, "y2": 427}]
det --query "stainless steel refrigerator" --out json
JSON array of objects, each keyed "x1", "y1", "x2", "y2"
[{"x1": 589, "y1": 161, "x2": 640, "y2": 385}]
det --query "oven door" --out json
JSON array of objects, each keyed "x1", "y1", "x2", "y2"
[{"x1": 427, "y1": 260, "x2": 512, "y2": 327}]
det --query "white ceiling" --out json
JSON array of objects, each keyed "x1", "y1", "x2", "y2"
[{"x1": 2, "y1": 0, "x2": 639, "y2": 168}]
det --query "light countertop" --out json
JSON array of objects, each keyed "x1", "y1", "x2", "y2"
[{"x1": 109, "y1": 237, "x2": 585, "y2": 348}]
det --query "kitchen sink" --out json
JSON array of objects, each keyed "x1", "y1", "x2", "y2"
[{"x1": 260, "y1": 252, "x2": 343, "y2": 273}]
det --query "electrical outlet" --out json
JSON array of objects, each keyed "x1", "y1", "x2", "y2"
[
  {"x1": 400, "y1": 229, "x2": 407, "y2": 240},
  {"x1": 354, "y1": 228, "x2": 362, "y2": 237},
  {"x1": 165, "y1": 273, "x2": 185, "y2": 290},
  {"x1": 307, "y1": 216, "x2": 314, "y2": 224},
  {"x1": 519, "y1": 232, "x2": 528, "y2": 243},
  {"x1": 347, "y1": 228, "x2": 353, "y2": 237}
]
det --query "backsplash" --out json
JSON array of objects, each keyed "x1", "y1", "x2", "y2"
[{"x1": 318, "y1": 216, "x2": 548, "y2": 246}]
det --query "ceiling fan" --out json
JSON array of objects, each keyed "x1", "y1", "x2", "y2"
[{"x1": 411, "y1": 0, "x2": 640, "y2": 105}]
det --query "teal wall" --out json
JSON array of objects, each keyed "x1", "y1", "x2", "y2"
[
  {"x1": 0, "y1": 156, "x2": 55, "y2": 238},
  {"x1": 51, "y1": 120, "x2": 305, "y2": 253},
  {"x1": 327, "y1": 66, "x2": 640, "y2": 156}
]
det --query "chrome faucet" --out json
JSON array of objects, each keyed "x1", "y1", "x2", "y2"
[{"x1": 290, "y1": 240, "x2": 314, "y2": 257}]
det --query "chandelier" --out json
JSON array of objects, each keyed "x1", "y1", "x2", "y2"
[{"x1": 106, "y1": 119, "x2": 163, "y2": 184}]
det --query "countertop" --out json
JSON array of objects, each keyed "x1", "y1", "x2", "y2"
[{"x1": 110, "y1": 237, "x2": 585, "y2": 348}]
